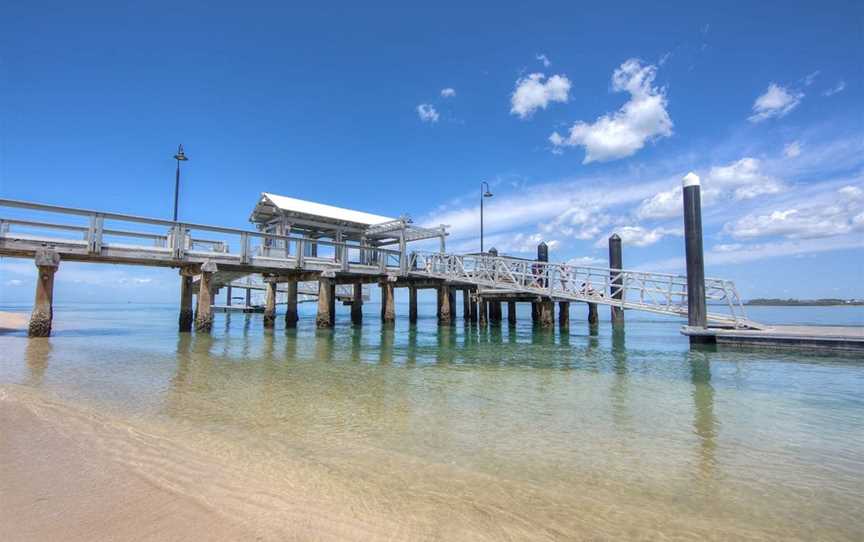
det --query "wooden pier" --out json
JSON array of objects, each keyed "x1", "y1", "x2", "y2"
[{"x1": 1, "y1": 189, "x2": 860, "y2": 352}]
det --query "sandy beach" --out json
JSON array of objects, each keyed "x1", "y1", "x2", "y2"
[
  {"x1": 0, "y1": 312, "x2": 27, "y2": 334},
  {"x1": 0, "y1": 393, "x2": 258, "y2": 542}
]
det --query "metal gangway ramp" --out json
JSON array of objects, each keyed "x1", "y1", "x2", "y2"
[{"x1": 408, "y1": 252, "x2": 761, "y2": 329}]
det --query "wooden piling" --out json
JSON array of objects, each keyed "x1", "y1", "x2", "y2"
[
  {"x1": 382, "y1": 280, "x2": 396, "y2": 324},
  {"x1": 351, "y1": 283, "x2": 363, "y2": 325},
  {"x1": 587, "y1": 303, "x2": 599, "y2": 325},
  {"x1": 469, "y1": 289, "x2": 478, "y2": 323},
  {"x1": 538, "y1": 299, "x2": 554, "y2": 328},
  {"x1": 463, "y1": 289, "x2": 471, "y2": 322},
  {"x1": 489, "y1": 300, "x2": 502, "y2": 325},
  {"x1": 316, "y1": 276, "x2": 334, "y2": 328},
  {"x1": 533, "y1": 242, "x2": 548, "y2": 327},
  {"x1": 178, "y1": 272, "x2": 194, "y2": 332},
  {"x1": 28, "y1": 249, "x2": 59, "y2": 337},
  {"x1": 438, "y1": 284, "x2": 452, "y2": 325},
  {"x1": 263, "y1": 280, "x2": 277, "y2": 328},
  {"x1": 559, "y1": 301, "x2": 570, "y2": 329},
  {"x1": 408, "y1": 285, "x2": 418, "y2": 324},
  {"x1": 285, "y1": 280, "x2": 299, "y2": 327},
  {"x1": 195, "y1": 261, "x2": 217, "y2": 332},
  {"x1": 478, "y1": 297, "x2": 488, "y2": 325},
  {"x1": 448, "y1": 288, "x2": 456, "y2": 324},
  {"x1": 508, "y1": 301, "x2": 517, "y2": 325}
]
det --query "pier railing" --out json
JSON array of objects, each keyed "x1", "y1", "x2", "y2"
[
  {"x1": 0, "y1": 199, "x2": 405, "y2": 274},
  {"x1": 409, "y1": 251, "x2": 752, "y2": 327}
]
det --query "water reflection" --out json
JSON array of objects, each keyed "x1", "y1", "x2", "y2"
[
  {"x1": 24, "y1": 338, "x2": 51, "y2": 387},
  {"x1": 688, "y1": 352, "x2": 718, "y2": 485}
]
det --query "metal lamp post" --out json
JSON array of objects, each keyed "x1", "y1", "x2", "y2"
[
  {"x1": 172, "y1": 144, "x2": 189, "y2": 221},
  {"x1": 480, "y1": 181, "x2": 493, "y2": 253}
]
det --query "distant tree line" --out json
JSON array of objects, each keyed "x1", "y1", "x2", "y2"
[{"x1": 745, "y1": 298, "x2": 864, "y2": 306}]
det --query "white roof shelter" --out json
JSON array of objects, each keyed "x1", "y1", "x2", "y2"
[
  {"x1": 249, "y1": 192, "x2": 447, "y2": 248},
  {"x1": 254, "y1": 193, "x2": 395, "y2": 228}
]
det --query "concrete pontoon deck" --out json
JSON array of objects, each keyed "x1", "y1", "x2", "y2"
[{"x1": 681, "y1": 324, "x2": 864, "y2": 352}]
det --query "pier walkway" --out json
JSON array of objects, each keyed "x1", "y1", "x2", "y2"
[{"x1": 0, "y1": 198, "x2": 755, "y2": 330}]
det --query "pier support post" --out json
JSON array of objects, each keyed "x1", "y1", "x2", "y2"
[
  {"x1": 682, "y1": 172, "x2": 707, "y2": 331},
  {"x1": 351, "y1": 283, "x2": 363, "y2": 325},
  {"x1": 447, "y1": 287, "x2": 456, "y2": 324},
  {"x1": 245, "y1": 287, "x2": 251, "y2": 308},
  {"x1": 178, "y1": 271, "x2": 194, "y2": 332},
  {"x1": 538, "y1": 299, "x2": 554, "y2": 328},
  {"x1": 316, "y1": 276, "x2": 335, "y2": 328},
  {"x1": 478, "y1": 297, "x2": 488, "y2": 325},
  {"x1": 195, "y1": 261, "x2": 217, "y2": 332},
  {"x1": 462, "y1": 289, "x2": 471, "y2": 322},
  {"x1": 438, "y1": 284, "x2": 452, "y2": 325},
  {"x1": 533, "y1": 242, "x2": 549, "y2": 327},
  {"x1": 609, "y1": 234, "x2": 624, "y2": 326},
  {"x1": 408, "y1": 285, "x2": 418, "y2": 324},
  {"x1": 489, "y1": 300, "x2": 502, "y2": 325},
  {"x1": 285, "y1": 281, "x2": 299, "y2": 327},
  {"x1": 382, "y1": 280, "x2": 396, "y2": 324},
  {"x1": 559, "y1": 301, "x2": 570, "y2": 329},
  {"x1": 587, "y1": 303, "x2": 599, "y2": 325},
  {"x1": 28, "y1": 249, "x2": 60, "y2": 337},
  {"x1": 469, "y1": 289, "x2": 478, "y2": 323},
  {"x1": 226, "y1": 285, "x2": 233, "y2": 307},
  {"x1": 263, "y1": 280, "x2": 277, "y2": 328},
  {"x1": 508, "y1": 301, "x2": 517, "y2": 325}
]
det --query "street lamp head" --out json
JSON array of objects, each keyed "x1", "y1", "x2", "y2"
[
  {"x1": 481, "y1": 180, "x2": 493, "y2": 198},
  {"x1": 483, "y1": 190, "x2": 493, "y2": 198},
  {"x1": 174, "y1": 144, "x2": 189, "y2": 162}
]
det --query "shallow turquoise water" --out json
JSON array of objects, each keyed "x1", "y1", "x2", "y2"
[{"x1": 1, "y1": 302, "x2": 862, "y2": 540}]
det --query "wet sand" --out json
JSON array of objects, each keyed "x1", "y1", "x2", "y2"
[
  {"x1": 0, "y1": 398, "x2": 258, "y2": 542},
  {"x1": 0, "y1": 312, "x2": 27, "y2": 334}
]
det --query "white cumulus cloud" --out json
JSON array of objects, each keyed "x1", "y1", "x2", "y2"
[
  {"x1": 593, "y1": 225, "x2": 681, "y2": 248},
  {"x1": 510, "y1": 73, "x2": 571, "y2": 119},
  {"x1": 417, "y1": 103, "x2": 439, "y2": 123},
  {"x1": 724, "y1": 185, "x2": 864, "y2": 240},
  {"x1": 635, "y1": 158, "x2": 784, "y2": 220},
  {"x1": 440, "y1": 88, "x2": 456, "y2": 98},
  {"x1": 783, "y1": 141, "x2": 802, "y2": 158},
  {"x1": 748, "y1": 83, "x2": 803, "y2": 123},
  {"x1": 822, "y1": 81, "x2": 846, "y2": 97},
  {"x1": 536, "y1": 53, "x2": 551, "y2": 67},
  {"x1": 549, "y1": 58, "x2": 673, "y2": 163}
]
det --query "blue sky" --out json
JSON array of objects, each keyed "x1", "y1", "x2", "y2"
[{"x1": 1, "y1": 1, "x2": 862, "y2": 303}]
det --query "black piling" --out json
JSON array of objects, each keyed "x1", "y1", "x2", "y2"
[
  {"x1": 682, "y1": 172, "x2": 707, "y2": 330},
  {"x1": 608, "y1": 234, "x2": 624, "y2": 326}
]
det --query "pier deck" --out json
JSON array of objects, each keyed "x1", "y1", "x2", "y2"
[{"x1": 3, "y1": 196, "x2": 861, "y2": 352}]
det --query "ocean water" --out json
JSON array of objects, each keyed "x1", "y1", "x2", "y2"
[{"x1": 1, "y1": 302, "x2": 862, "y2": 540}]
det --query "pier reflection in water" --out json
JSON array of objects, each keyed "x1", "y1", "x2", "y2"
[{"x1": 1, "y1": 304, "x2": 862, "y2": 541}]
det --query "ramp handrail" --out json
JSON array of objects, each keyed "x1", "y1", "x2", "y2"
[{"x1": 409, "y1": 251, "x2": 752, "y2": 328}]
